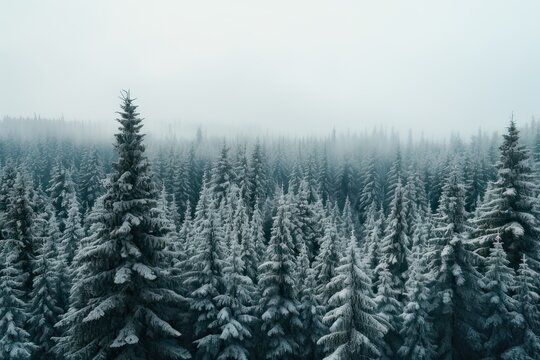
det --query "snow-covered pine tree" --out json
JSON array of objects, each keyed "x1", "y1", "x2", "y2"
[
  {"x1": 313, "y1": 218, "x2": 341, "y2": 305},
  {"x1": 55, "y1": 91, "x2": 190, "y2": 359},
  {"x1": 78, "y1": 145, "x2": 104, "y2": 212},
  {"x1": 233, "y1": 144, "x2": 250, "y2": 204},
  {"x1": 502, "y1": 255, "x2": 540, "y2": 359},
  {"x1": 60, "y1": 194, "x2": 84, "y2": 268},
  {"x1": 247, "y1": 140, "x2": 269, "y2": 211},
  {"x1": 210, "y1": 143, "x2": 234, "y2": 209},
  {"x1": 28, "y1": 211, "x2": 63, "y2": 360},
  {"x1": 397, "y1": 252, "x2": 436, "y2": 360},
  {"x1": 247, "y1": 200, "x2": 266, "y2": 283},
  {"x1": 358, "y1": 153, "x2": 382, "y2": 223},
  {"x1": 318, "y1": 233, "x2": 388, "y2": 360},
  {"x1": 379, "y1": 180, "x2": 410, "y2": 294},
  {"x1": 471, "y1": 120, "x2": 540, "y2": 270},
  {"x1": 291, "y1": 178, "x2": 323, "y2": 261},
  {"x1": 258, "y1": 194, "x2": 302, "y2": 359},
  {"x1": 385, "y1": 147, "x2": 403, "y2": 212},
  {"x1": 184, "y1": 173, "x2": 228, "y2": 359},
  {"x1": 480, "y1": 236, "x2": 522, "y2": 358},
  {"x1": 296, "y1": 245, "x2": 326, "y2": 360},
  {"x1": 214, "y1": 238, "x2": 256, "y2": 360},
  {"x1": 47, "y1": 161, "x2": 76, "y2": 232},
  {"x1": 427, "y1": 165, "x2": 484, "y2": 359},
  {"x1": 0, "y1": 230, "x2": 37, "y2": 359},
  {"x1": 374, "y1": 261, "x2": 403, "y2": 359},
  {"x1": 4, "y1": 172, "x2": 36, "y2": 299},
  {"x1": 340, "y1": 196, "x2": 355, "y2": 240}
]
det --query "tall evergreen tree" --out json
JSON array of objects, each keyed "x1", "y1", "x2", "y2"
[
  {"x1": 472, "y1": 121, "x2": 540, "y2": 270},
  {"x1": 318, "y1": 233, "x2": 387, "y2": 360},
  {"x1": 215, "y1": 239, "x2": 256, "y2": 360},
  {"x1": 503, "y1": 255, "x2": 540, "y2": 359},
  {"x1": 427, "y1": 165, "x2": 484, "y2": 359},
  {"x1": 296, "y1": 245, "x2": 325, "y2": 360},
  {"x1": 47, "y1": 161, "x2": 76, "y2": 232},
  {"x1": 28, "y1": 212, "x2": 63, "y2": 360},
  {"x1": 398, "y1": 253, "x2": 436, "y2": 360},
  {"x1": 480, "y1": 237, "x2": 522, "y2": 358},
  {"x1": 379, "y1": 181, "x2": 409, "y2": 293},
  {"x1": 78, "y1": 146, "x2": 104, "y2": 212},
  {"x1": 0, "y1": 232, "x2": 36, "y2": 359},
  {"x1": 56, "y1": 92, "x2": 190, "y2": 359},
  {"x1": 258, "y1": 194, "x2": 302, "y2": 359}
]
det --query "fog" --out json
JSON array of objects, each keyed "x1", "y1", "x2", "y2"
[{"x1": 2, "y1": 1, "x2": 540, "y2": 138}]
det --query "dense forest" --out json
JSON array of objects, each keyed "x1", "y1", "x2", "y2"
[{"x1": 1, "y1": 93, "x2": 539, "y2": 360}]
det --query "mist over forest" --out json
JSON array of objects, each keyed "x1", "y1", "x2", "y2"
[
  {"x1": 0, "y1": 93, "x2": 540, "y2": 360},
  {"x1": 3, "y1": 0, "x2": 540, "y2": 359}
]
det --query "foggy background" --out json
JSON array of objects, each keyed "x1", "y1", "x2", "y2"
[{"x1": 1, "y1": 0, "x2": 540, "y2": 139}]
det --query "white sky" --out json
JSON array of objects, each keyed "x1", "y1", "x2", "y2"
[{"x1": 1, "y1": 1, "x2": 540, "y2": 138}]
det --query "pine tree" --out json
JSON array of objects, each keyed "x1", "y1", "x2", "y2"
[
  {"x1": 385, "y1": 147, "x2": 403, "y2": 211},
  {"x1": 358, "y1": 154, "x2": 382, "y2": 223},
  {"x1": 374, "y1": 261, "x2": 403, "y2": 359},
  {"x1": 28, "y1": 212, "x2": 63, "y2": 360},
  {"x1": 246, "y1": 202, "x2": 265, "y2": 284},
  {"x1": 480, "y1": 237, "x2": 522, "y2": 358},
  {"x1": 471, "y1": 120, "x2": 540, "y2": 270},
  {"x1": 258, "y1": 194, "x2": 302, "y2": 359},
  {"x1": 185, "y1": 174, "x2": 227, "y2": 359},
  {"x1": 210, "y1": 143, "x2": 234, "y2": 209},
  {"x1": 291, "y1": 178, "x2": 323, "y2": 261},
  {"x1": 503, "y1": 255, "x2": 540, "y2": 359},
  {"x1": 398, "y1": 253, "x2": 436, "y2": 360},
  {"x1": 427, "y1": 165, "x2": 484, "y2": 359},
  {"x1": 60, "y1": 194, "x2": 84, "y2": 267},
  {"x1": 379, "y1": 181, "x2": 410, "y2": 293},
  {"x1": 78, "y1": 146, "x2": 104, "y2": 212},
  {"x1": 318, "y1": 233, "x2": 387, "y2": 359},
  {"x1": 313, "y1": 218, "x2": 341, "y2": 305},
  {"x1": 296, "y1": 245, "x2": 326, "y2": 360},
  {"x1": 0, "y1": 237, "x2": 37, "y2": 359},
  {"x1": 47, "y1": 161, "x2": 76, "y2": 232},
  {"x1": 4, "y1": 172, "x2": 36, "y2": 299},
  {"x1": 247, "y1": 140, "x2": 269, "y2": 211},
  {"x1": 215, "y1": 239, "x2": 256, "y2": 360},
  {"x1": 56, "y1": 91, "x2": 190, "y2": 359}
]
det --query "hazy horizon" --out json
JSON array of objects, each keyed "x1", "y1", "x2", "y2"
[{"x1": 2, "y1": 1, "x2": 540, "y2": 138}]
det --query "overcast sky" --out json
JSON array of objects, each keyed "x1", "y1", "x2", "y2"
[{"x1": 1, "y1": 1, "x2": 539, "y2": 138}]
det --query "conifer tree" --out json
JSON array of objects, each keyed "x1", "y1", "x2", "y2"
[
  {"x1": 358, "y1": 154, "x2": 382, "y2": 223},
  {"x1": 47, "y1": 161, "x2": 76, "y2": 232},
  {"x1": 210, "y1": 143, "x2": 234, "y2": 209},
  {"x1": 0, "y1": 235, "x2": 36, "y2": 359},
  {"x1": 472, "y1": 120, "x2": 540, "y2": 270},
  {"x1": 185, "y1": 176, "x2": 227, "y2": 359},
  {"x1": 258, "y1": 194, "x2": 302, "y2": 359},
  {"x1": 480, "y1": 237, "x2": 522, "y2": 358},
  {"x1": 398, "y1": 253, "x2": 436, "y2": 360},
  {"x1": 247, "y1": 140, "x2": 269, "y2": 211},
  {"x1": 56, "y1": 91, "x2": 190, "y2": 359},
  {"x1": 427, "y1": 165, "x2": 484, "y2": 359},
  {"x1": 4, "y1": 172, "x2": 36, "y2": 299},
  {"x1": 28, "y1": 212, "x2": 63, "y2": 360},
  {"x1": 215, "y1": 239, "x2": 256, "y2": 360},
  {"x1": 385, "y1": 147, "x2": 403, "y2": 211},
  {"x1": 296, "y1": 245, "x2": 326, "y2": 360},
  {"x1": 503, "y1": 255, "x2": 540, "y2": 359},
  {"x1": 379, "y1": 181, "x2": 409, "y2": 293},
  {"x1": 318, "y1": 233, "x2": 387, "y2": 359},
  {"x1": 374, "y1": 261, "x2": 403, "y2": 359},
  {"x1": 78, "y1": 146, "x2": 104, "y2": 212},
  {"x1": 313, "y1": 218, "x2": 341, "y2": 305}
]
